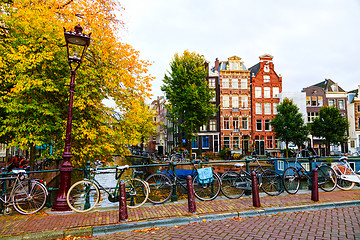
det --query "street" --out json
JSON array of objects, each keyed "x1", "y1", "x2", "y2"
[{"x1": 87, "y1": 206, "x2": 360, "y2": 240}]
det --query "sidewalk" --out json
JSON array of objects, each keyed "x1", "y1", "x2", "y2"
[{"x1": 0, "y1": 189, "x2": 359, "y2": 240}]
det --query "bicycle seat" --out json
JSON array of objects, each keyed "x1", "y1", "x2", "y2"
[
  {"x1": 234, "y1": 163, "x2": 245, "y2": 168},
  {"x1": 339, "y1": 156, "x2": 348, "y2": 162},
  {"x1": 12, "y1": 169, "x2": 26, "y2": 174},
  {"x1": 116, "y1": 165, "x2": 129, "y2": 170}
]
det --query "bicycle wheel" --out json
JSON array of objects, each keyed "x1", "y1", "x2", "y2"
[
  {"x1": 193, "y1": 171, "x2": 221, "y2": 201},
  {"x1": 66, "y1": 180, "x2": 100, "y2": 213},
  {"x1": 12, "y1": 180, "x2": 47, "y2": 215},
  {"x1": 145, "y1": 173, "x2": 173, "y2": 204},
  {"x1": 220, "y1": 171, "x2": 246, "y2": 199},
  {"x1": 260, "y1": 169, "x2": 284, "y2": 196},
  {"x1": 332, "y1": 165, "x2": 355, "y2": 191},
  {"x1": 282, "y1": 167, "x2": 300, "y2": 194},
  {"x1": 124, "y1": 178, "x2": 149, "y2": 208},
  {"x1": 317, "y1": 165, "x2": 337, "y2": 192}
]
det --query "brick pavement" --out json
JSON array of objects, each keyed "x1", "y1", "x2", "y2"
[
  {"x1": 89, "y1": 206, "x2": 360, "y2": 240},
  {"x1": 0, "y1": 189, "x2": 359, "y2": 239}
]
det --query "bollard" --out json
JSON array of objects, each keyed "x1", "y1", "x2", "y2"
[
  {"x1": 311, "y1": 168, "x2": 319, "y2": 202},
  {"x1": 119, "y1": 180, "x2": 128, "y2": 222},
  {"x1": 186, "y1": 175, "x2": 197, "y2": 214},
  {"x1": 251, "y1": 171, "x2": 261, "y2": 207},
  {"x1": 245, "y1": 158, "x2": 251, "y2": 196}
]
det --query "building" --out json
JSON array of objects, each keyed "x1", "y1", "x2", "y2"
[
  {"x1": 149, "y1": 96, "x2": 168, "y2": 155},
  {"x1": 302, "y1": 79, "x2": 348, "y2": 155},
  {"x1": 347, "y1": 85, "x2": 360, "y2": 154},
  {"x1": 249, "y1": 54, "x2": 282, "y2": 156},
  {"x1": 218, "y1": 56, "x2": 252, "y2": 155}
]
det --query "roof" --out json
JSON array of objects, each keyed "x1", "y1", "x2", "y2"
[
  {"x1": 248, "y1": 63, "x2": 260, "y2": 76},
  {"x1": 307, "y1": 79, "x2": 346, "y2": 92}
]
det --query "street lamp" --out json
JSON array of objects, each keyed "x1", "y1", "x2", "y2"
[{"x1": 52, "y1": 24, "x2": 91, "y2": 211}]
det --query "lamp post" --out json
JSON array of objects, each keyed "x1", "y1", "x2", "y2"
[{"x1": 52, "y1": 24, "x2": 91, "y2": 211}]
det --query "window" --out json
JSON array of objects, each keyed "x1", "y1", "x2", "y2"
[
  {"x1": 328, "y1": 99, "x2": 335, "y2": 106},
  {"x1": 241, "y1": 95, "x2": 248, "y2": 108},
  {"x1": 273, "y1": 87, "x2": 279, "y2": 98},
  {"x1": 263, "y1": 75, "x2": 270, "y2": 83},
  {"x1": 351, "y1": 140, "x2": 355, "y2": 148},
  {"x1": 242, "y1": 117, "x2": 248, "y2": 129},
  {"x1": 264, "y1": 103, "x2": 271, "y2": 115},
  {"x1": 264, "y1": 119, "x2": 271, "y2": 131},
  {"x1": 224, "y1": 117, "x2": 230, "y2": 129},
  {"x1": 230, "y1": 62, "x2": 239, "y2": 70},
  {"x1": 222, "y1": 78, "x2": 229, "y2": 88},
  {"x1": 256, "y1": 103, "x2": 262, "y2": 114},
  {"x1": 223, "y1": 95, "x2": 229, "y2": 108},
  {"x1": 338, "y1": 99, "x2": 345, "y2": 109},
  {"x1": 273, "y1": 103, "x2": 279, "y2": 115},
  {"x1": 278, "y1": 161, "x2": 284, "y2": 171},
  {"x1": 266, "y1": 136, "x2": 273, "y2": 148},
  {"x1": 232, "y1": 79, "x2": 238, "y2": 89},
  {"x1": 209, "y1": 78, "x2": 216, "y2": 88},
  {"x1": 233, "y1": 117, "x2": 239, "y2": 131},
  {"x1": 255, "y1": 87, "x2": 262, "y2": 98},
  {"x1": 306, "y1": 96, "x2": 311, "y2": 106},
  {"x1": 223, "y1": 137, "x2": 230, "y2": 149},
  {"x1": 192, "y1": 136, "x2": 198, "y2": 149},
  {"x1": 200, "y1": 124, "x2": 207, "y2": 131},
  {"x1": 307, "y1": 112, "x2": 319, "y2": 122},
  {"x1": 301, "y1": 162, "x2": 310, "y2": 172},
  {"x1": 256, "y1": 119, "x2": 262, "y2": 131},
  {"x1": 241, "y1": 79, "x2": 247, "y2": 89},
  {"x1": 210, "y1": 120, "x2": 216, "y2": 131},
  {"x1": 318, "y1": 96, "x2": 323, "y2": 106},
  {"x1": 232, "y1": 95, "x2": 239, "y2": 108},
  {"x1": 233, "y1": 137, "x2": 239, "y2": 149},
  {"x1": 264, "y1": 87, "x2": 270, "y2": 98},
  {"x1": 202, "y1": 136, "x2": 209, "y2": 149},
  {"x1": 311, "y1": 96, "x2": 317, "y2": 106},
  {"x1": 358, "y1": 117, "x2": 360, "y2": 130},
  {"x1": 357, "y1": 105, "x2": 360, "y2": 113}
]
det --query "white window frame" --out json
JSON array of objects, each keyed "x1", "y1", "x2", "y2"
[
  {"x1": 255, "y1": 87, "x2": 262, "y2": 98},
  {"x1": 231, "y1": 79, "x2": 238, "y2": 89},
  {"x1": 264, "y1": 103, "x2": 271, "y2": 115},
  {"x1": 232, "y1": 95, "x2": 239, "y2": 108},
  {"x1": 223, "y1": 95, "x2": 229, "y2": 108},
  {"x1": 241, "y1": 95, "x2": 248, "y2": 108},
  {"x1": 263, "y1": 75, "x2": 270, "y2": 83},
  {"x1": 241, "y1": 79, "x2": 247, "y2": 89},
  {"x1": 264, "y1": 87, "x2": 271, "y2": 98},
  {"x1": 256, "y1": 102, "x2": 262, "y2": 114},
  {"x1": 273, "y1": 87, "x2": 279, "y2": 98},
  {"x1": 222, "y1": 78, "x2": 229, "y2": 88}
]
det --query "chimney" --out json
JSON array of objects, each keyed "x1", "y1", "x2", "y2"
[{"x1": 215, "y1": 58, "x2": 219, "y2": 71}]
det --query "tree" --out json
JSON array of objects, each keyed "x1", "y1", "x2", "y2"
[
  {"x1": 271, "y1": 98, "x2": 309, "y2": 158},
  {"x1": 161, "y1": 50, "x2": 216, "y2": 158},
  {"x1": 0, "y1": 0, "x2": 153, "y2": 166},
  {"x1": 310, "y1": 106, "x2": 349, "y2": 156}
]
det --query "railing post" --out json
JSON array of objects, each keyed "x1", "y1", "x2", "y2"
[
  {"x1": 311, "y1": 168, "x2": 319, "y2": 202},
  {"x1": 186, "y1": 175, "x2": 196, "y2": 214},
  {"x1": 251, "y1": 171, "x2": 261, "y2": 207},
  {"x1": 171, "y1": 161, "x2": 178, "y2": 202},
  {"x1": 84, "y1": 161, "x2": 91, "y2": 179},
  {"x1": 308, "y1": 157, "x2": 314, "y2": 190},
  {"x1": 245, "y1": 158, "x2": 251, "y2": 195},
  {"x1": 119, "y1": 180, "x2": 128, "y2": 222}
]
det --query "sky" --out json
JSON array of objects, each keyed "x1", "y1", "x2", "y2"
[{"x1": 119, "y1": 0, "x2": 360, "y2": 101}]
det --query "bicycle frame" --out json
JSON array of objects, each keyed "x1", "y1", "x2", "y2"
[{"x1": 333, "y1": 158, "x2": 360, "y2": 183}]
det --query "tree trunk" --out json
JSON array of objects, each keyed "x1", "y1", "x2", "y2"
[
  {"x1": 189, "y1": 137, "x2": 193, "y2": 160},
  {"x1": 285, "y1": 141, "x2": 289, "y2": 158},
  {"x1": 29, "y1": 144, "x2": 36, "y2": 166},
  {"x1": 5, "y1": 146, "x2": 9, "y2": 167}
]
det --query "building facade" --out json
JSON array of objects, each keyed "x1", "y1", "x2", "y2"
[
  {"x1": 218, "y1": 56, "x2": 252, "y2": 155},
  {"x1": 249, "y1": 54, "x2": 282, "y2": 156},
  {"x1": 302, "y1": 79, "x2": 348, "y2": 155},
  {"x1": 347, "y1": 85, "x2": 360, "y2": 154}
]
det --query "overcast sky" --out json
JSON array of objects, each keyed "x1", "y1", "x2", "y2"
[{"x1": 120, "y1": 0, "x2": 360, "y2": 101}]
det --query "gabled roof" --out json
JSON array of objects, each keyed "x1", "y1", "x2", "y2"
[{"x1": 308, "y1": 79, "x2": 346, "y2": 92}]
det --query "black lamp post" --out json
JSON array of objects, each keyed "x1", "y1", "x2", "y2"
[{"x1": 52, "y1": 24, "x2": 91, "y2": 211}]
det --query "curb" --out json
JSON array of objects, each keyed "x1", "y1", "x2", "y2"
[
  {"x1": 93, "y1": 200, "x2": 360, "y2": 236},
  {"x1": 3, "y1": 200, "x2": 360, "y2": 239}
]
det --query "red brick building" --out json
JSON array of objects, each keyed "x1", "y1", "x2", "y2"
[
  {"x1": 249, "y1": 54, "x2": 282, "y2": 156},
  {"x1": 218, "y1": 56, "x2": 251, "y2": 155}
]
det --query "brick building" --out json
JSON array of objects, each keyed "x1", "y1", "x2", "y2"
[
  {"x1": 249, "y1": 54, "x2": 282, "y2": 156},
  {"x1": 218, "y1": 56, "x2": 251, "y2": 155}
]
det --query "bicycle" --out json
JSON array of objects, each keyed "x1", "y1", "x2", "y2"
[
  {"x1": 220, "y1": 157, "x2": 284, "y2": 199},
  {"x1": 282, "y1": 157, "x2": 337, "y2": 194},
  {"x1": 0, "y1": 169, "x2": 48, "y2": 215},
  {"x1": 145, "y1": 159, "x2": 221, "y2": 204},
  {"x1": 66, "y1": 161, "x2": 149, "y2": 213},
  {"x1": 331, "y1": 156, "x2": 359, "y2": 190}
]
